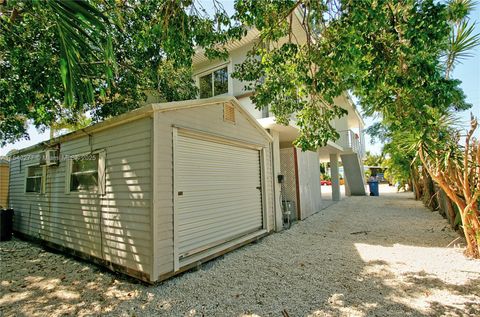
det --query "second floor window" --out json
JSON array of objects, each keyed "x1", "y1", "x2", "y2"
[{"x1": 199, "y1": 67, "x2": 228, "y2": 98}]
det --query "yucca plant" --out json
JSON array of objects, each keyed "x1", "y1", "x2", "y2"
[
  {"x1": 418, "y1": 115, "x2": 480, "y2": 257},
  {"x1": 444, "y1": 0, "x2": 480, "y2": 78}
]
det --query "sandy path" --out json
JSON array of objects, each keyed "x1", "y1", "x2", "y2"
[{"x1": 1, "y1": 186, "x2": 479, "y2": 316}]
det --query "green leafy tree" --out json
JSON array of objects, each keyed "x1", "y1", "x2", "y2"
[
  {"x1": 364, "y1": 0, "x2": 480, "y2": 257},
  {"x1": 1, "y1": 0, "x2": 112, "y2": 145},
  {"x1": 231, "y1": 1, "x2": 472, "y2": 150},
  {"x1": 0, "y1": 0, "x2": 243, "y2": 145},
  {"x1": 363, "y1": 151, "x2": 384, "y2": 167}
]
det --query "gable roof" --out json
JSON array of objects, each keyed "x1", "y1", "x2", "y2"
[
  {"x1": 192, "y1": 8, "x2": 307, "y2": 66},
  {"x1": 151, "y1": 96, "x2": 273, "y2": 142},
  {"x1": 12, "y1": 96, "x2": 272, "y2": 155}
]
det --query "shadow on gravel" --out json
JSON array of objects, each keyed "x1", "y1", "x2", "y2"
[
  {"x1": 401, "y1": 273, "x2": 480, "y2": 314},
  {"x1": 0, "y1": 239, "x2": 149, "y2": 317},
  {"x1": 1, "y1": 189, "x2": 478, "y2": 316}
]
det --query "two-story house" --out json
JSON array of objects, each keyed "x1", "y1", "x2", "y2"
[
  {"x1": 192, "y1": 10, "x2": 366, "y2": 230},
  {"x1": 5, "y1": 8, "x2": 366, "y2": 283}
]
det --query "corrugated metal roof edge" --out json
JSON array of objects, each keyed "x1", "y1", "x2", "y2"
[{"x1": 10, "y1": 96, "x2": 273, "y2": 155}]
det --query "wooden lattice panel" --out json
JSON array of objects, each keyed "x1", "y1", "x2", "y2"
[{"x1": 280, "y1": 148, "x2": 297, "y2": 204}]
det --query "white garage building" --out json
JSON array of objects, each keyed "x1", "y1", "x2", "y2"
[{"x1": 7, "y1": 96, "x2": 274, "y2": 283}]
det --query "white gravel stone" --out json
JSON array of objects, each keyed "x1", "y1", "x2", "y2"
[{"x1": 1, "y1": 185, "x2": 479, "y2": 316}]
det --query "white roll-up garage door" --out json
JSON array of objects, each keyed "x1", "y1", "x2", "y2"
[{"x1": 175, "y1": 133, "x2": 263, "y2": 261}]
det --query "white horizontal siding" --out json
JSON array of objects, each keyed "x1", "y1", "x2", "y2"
[
  {"x1": 153, "y1": 102, "x2": 274, "y2": 279},
  {"x1": 9, "y1": 118, "x2": 153, "y2": 277}
]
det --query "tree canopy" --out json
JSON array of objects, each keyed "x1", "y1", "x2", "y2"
[
  {"x1": 0, "y1": 0, "x2": 476, "y2": 150},
  {"x1": 1, "y1": 0, "x2": 479, "y2": 256},
  {"x1": 0, "y1": 0, "x2": 243, "y2": 145}
]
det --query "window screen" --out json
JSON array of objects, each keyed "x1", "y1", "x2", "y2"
[
  {"x1": 70, "y1": 154, "x2": 99, "y2": 192},
  {"x1": 26, "y1": 166, "x2": 43, "y2": 193}
]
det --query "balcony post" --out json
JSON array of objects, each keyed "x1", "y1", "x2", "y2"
[{"x1": 330, "y1": 153, "x2": 341, "y2": 201}]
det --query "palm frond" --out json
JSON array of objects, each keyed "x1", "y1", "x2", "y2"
[
  {"x1": 445, "y1": 20, "x2": 480, "y2": 76},
  {"x1": 43, "y1": 0, "x2": 113, "y2": 107}
]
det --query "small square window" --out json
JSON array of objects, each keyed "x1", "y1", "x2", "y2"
[{"x1": 66, "y1": 151, "x2": 106, "y2": 195}]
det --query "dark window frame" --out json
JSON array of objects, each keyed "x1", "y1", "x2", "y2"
[
  {"x1": 198, "y1": 66, "x2": 229, "y2": 98},
  {"x1": 70, "y1": 154, "x2": 99, "y2": 192}
]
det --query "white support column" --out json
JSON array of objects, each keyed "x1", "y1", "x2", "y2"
[
  {"x1": 330, "y1": 153, "x2": 341, "y2": 201},
  {"x1": 271, "y1": 130, "x2": 283, "y2": 232}
]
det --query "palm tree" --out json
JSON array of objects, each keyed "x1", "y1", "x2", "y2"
[{"x1": 1, "y1": 0, "x2": 113, "y2": 107}]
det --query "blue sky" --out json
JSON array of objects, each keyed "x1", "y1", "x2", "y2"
[{"x1": 1, "y1": 2, "x2": 478, "y2": 156}]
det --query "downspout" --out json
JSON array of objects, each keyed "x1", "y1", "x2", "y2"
[{"x1": 268, "y1": 131, "x2": 278, "y2": 231}]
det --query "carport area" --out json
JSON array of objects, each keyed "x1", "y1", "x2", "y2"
[{"x1": 1, "y1": 185, "x2": 478, "y2": 316}]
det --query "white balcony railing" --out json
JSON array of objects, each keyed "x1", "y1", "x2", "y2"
[{"x1": 337, "y1": 130, "x2": 361, "y2": 154}]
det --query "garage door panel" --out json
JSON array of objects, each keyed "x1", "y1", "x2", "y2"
[
  {"x1": 178, "y1": 218, "x2": 263, "y2": 254},
  {"x1": 176, "y1": 187, "x2": 260, "y2": 199},
  {"x1": 177, "y1": 203, "x2": 259, "y2": 222},
  {"x1": 175, "y1": 134, "x2": 263, "y2": 259},
  {"x1": 177, "y1": 138, "x2": 259, "y2": 154},
  {"x1": 176, "y1": 152, "x2": 259, "y2": 165},
  {"x1": 177, "y1": 214, "x2": 263, "y2": 233},
  {"x1": 176, "y1": 164, "x2": 259, "y2": 174},
  {"x1": 176, "y1": 179, "x2": 260, "y2": 188},
  {"x1": 178, "y1": 215, "x2": 263, "y2": 239},
  {"x1": 177, "y1": 196, "x2": 261, "y2": 214}
]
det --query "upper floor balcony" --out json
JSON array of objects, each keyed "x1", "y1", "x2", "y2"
[{"x1": 337, "y1": 129, "x2": 365, "y2": 157}]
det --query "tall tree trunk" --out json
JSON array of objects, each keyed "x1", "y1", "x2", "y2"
[
  {"x1": 444, "y1": 194, "x2": 458, "y2": 229},
  {"x1": 457, "y1": 201, "x2": 480, "y2": 258},
  {"x1": 421, "y1": 167, "x2": 431, "y2": 205},
  {"x1": 418, "y1": 143, "x2": 480, "y2": 259},
  {"x1": 422, "y1": 168, "x2": 438, "y2": 211},
  {"x1": 410, "y1": 165, "x2": 422, "y2": 200}
]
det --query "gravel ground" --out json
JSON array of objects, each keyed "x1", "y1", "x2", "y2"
[{"x1": 1, "y1": 185, "x2": 479, "y2": 317}]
